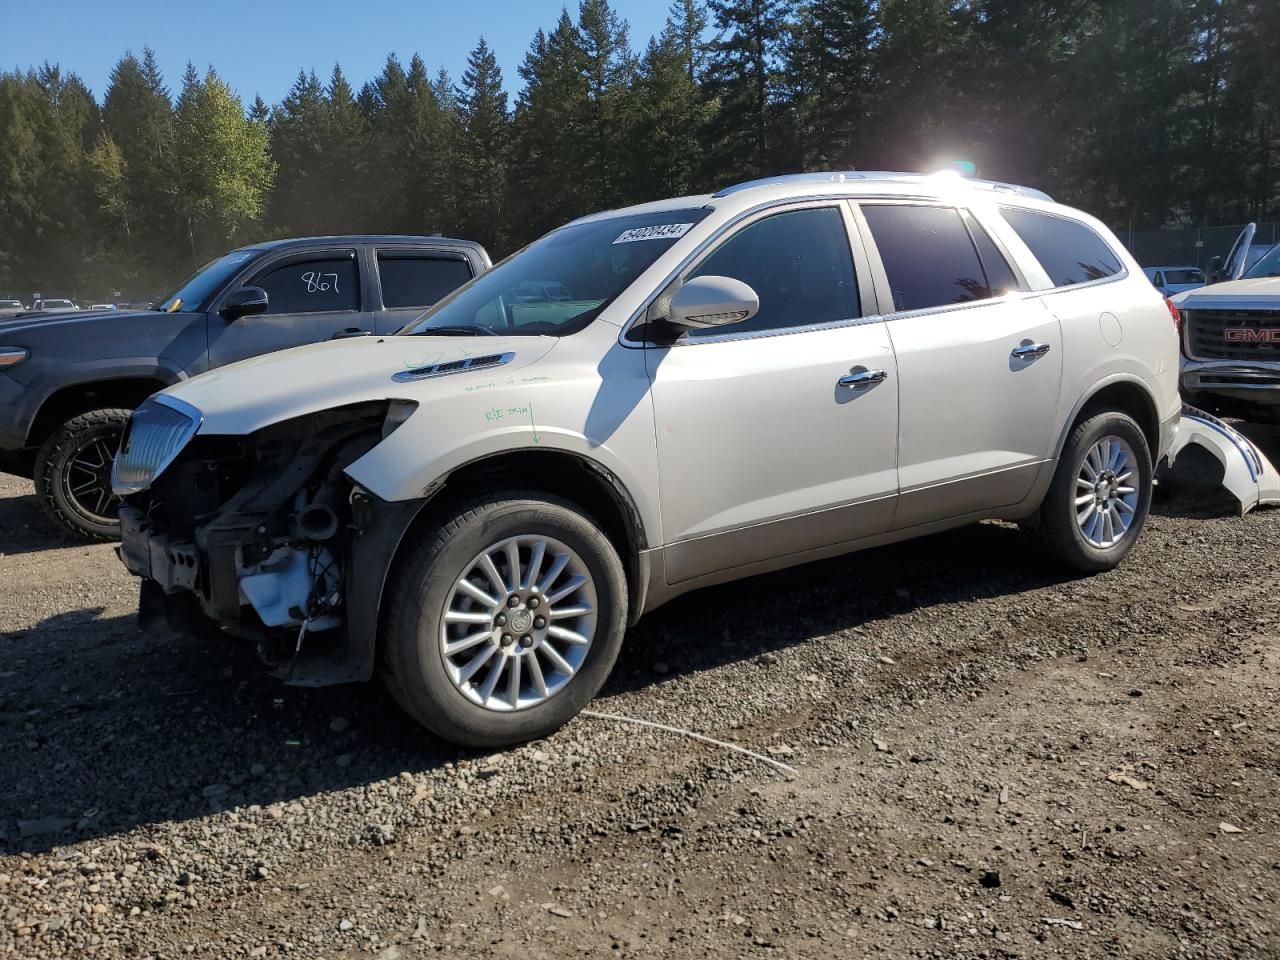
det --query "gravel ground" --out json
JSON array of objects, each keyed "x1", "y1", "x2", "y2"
[{"x1": 2, "y1": 430, "x2": 1279, "y2": 959}]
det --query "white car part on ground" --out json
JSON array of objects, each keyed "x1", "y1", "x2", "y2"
[{"x1": 1166, "y1": 404, "x2": 1280, "y2": 515}]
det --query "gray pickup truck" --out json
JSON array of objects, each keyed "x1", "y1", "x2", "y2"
[{"x1": 0, "y1": 235, "x2": 490, "y2": 539}]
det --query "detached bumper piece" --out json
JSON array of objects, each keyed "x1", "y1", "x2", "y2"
[{"x1": 1167, "y1": 404, "x2": 1280, "y2": 516}]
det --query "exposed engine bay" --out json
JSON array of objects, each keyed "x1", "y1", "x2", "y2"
[{"x1": 117, "y1": 401, "x2": 422, "y2": 685}]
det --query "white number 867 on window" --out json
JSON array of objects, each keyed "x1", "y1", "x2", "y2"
[{"x1": 301, "y1": 271, "x2": 340, "y2": 294}]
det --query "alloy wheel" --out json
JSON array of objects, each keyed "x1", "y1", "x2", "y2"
[
  {"x1": 63, "y1": 432, "x2": 123, "y2": 524},
  {"x1": 1075, "y1": 435, "x2": 1139, "y2": 548},
  {"x1": 439, "y1": 534, "x2": 598, "y2": 711}
]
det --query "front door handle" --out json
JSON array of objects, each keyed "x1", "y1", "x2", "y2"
[
  {"x1": 1011, "y1": 340, "x2": 1051, "y2": 360},
  {"x1": 838, "y1": 368, "x2": 889, "y2": 389}
]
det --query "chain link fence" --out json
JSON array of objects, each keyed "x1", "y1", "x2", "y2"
[{"x1": 1118, "y1": 222, "x2": 1280, "y2": 269}]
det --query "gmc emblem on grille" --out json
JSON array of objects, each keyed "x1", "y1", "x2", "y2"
[{"x1": 1224, "y1": 327, "x2": 1280, "y2": 343}]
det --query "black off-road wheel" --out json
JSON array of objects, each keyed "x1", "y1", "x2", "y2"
[
  {"x1": 1033, "y1": 410, "x2": 1153, "y2": 574},
  {"x1": 33, "y1": 408, "x2": 131, "y2": 541},
  {"x1": 380, "y1": 491, "x2": 628, "y2": 748}
]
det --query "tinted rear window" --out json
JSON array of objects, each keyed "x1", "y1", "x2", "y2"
[
  {"x1": 378, "y1": 254, "x2": 473, "y2": 309},
  {"x1": 1000, "y1": 208, "x2": 1123, "y2": 287}
]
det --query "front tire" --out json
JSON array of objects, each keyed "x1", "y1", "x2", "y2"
[
  {"x1": 1033, "y1": 411, "x2": 1152, "y2": 573},
  {"x1": 380, "y1": 492, "x2": 628, "y2": 748},
  {"x1": 33, "y1": 408, "x2": 131, "y2": 541}
]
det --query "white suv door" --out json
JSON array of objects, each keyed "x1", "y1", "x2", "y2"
[
  {"x1": 854, "y1": 201, "x2": 1063, "y2": 528},
  {"x1": 644, "y1": 203, "x2": 899, "y2": 584}
]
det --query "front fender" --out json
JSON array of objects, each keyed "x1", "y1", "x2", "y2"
[
  {"x1": 343, "y1": 362, "x2": 663, "y2": 547},
  {"x1": 16, "y1": 358, "x2": 187, "y2": 445}
]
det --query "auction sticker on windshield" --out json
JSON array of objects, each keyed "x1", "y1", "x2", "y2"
[{"x1": 613, "y1": 223, "x2": 694, "y2": 244}]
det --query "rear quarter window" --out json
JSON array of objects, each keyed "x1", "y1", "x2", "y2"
[
  {"x1": 1000, "y1": 207, "x2": 1123, "y2": 288},
  {"x1": 377, "y1": 254, "x2": 474, "y2": 309}
]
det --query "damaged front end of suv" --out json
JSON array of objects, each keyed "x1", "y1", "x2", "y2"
[{"x1": 114, "y1": 395, "x2": 421, "y2": 685}]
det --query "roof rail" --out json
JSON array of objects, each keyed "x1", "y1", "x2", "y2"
[{"x1": 711, "y1": 171, "x2": 1052, "y2": 203}]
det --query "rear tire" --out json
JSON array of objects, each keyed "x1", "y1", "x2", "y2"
[
  {"x1": 33, "y1": 408, "x2": 131, "y2": 542},
  {"x1": 380, "y1": 492, "x2": 628, "y2": 748},
  {"x1": 1033, "y1": 411, "x2": 1152, "y2": 573}
]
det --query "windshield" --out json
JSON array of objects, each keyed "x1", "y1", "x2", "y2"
[
  {"x1": 1164, "y1": 269, "x2": 1204, "y2": 284},
  {"x1": 1245, "y1": 243, "x2": 1280, "y2": 279},
  {"x1": 403, "y1": 209, "x2": 710, "y2": 336},
  {"x1": 154, "y1": 250, "x2": 257, "y2": 313}
]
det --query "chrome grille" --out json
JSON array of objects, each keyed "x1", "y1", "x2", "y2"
[
  {"x1": 1186, "y1": 309, "x2": 1280, "y2": 361},
  {"x1": 111, "y1": 397, "x2": 201, "y2": 494}
]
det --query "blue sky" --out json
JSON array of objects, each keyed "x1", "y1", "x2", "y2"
[{"x1": 0, "y1": 0, "x2": 673, "y2": 105}]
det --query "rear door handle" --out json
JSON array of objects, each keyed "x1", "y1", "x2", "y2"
[
  {"x1": 1011, "y1": 340, "x2": 1051, "y2": 360},
  {"x1": 838, "y1": 368, "x2": 888, "y2": 389}
]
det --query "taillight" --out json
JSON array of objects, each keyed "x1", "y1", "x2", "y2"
[{"x1": 1165, "y1": 297, "x2": 1181, "y2": 334}]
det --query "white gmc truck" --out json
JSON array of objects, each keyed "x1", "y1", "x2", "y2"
[{"x1": 1174, "y1": 224, "x2": 1280, "y2": 421}]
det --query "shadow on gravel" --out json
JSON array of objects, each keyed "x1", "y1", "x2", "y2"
[
  {"x1": 0, "y1": 483, "x2": 78, "y2": 556},
  {"x1": 5, "y1": 420, "x2": 1278, "y2": 856},
  {"x1": 1, "y1": 517, "x2": 1068, "y2": 857},
  {"x1": 0, "y1": 605, "x2": 456, "y2": 857},
  {"x1": 601, "y1": 518, "x2": 1071, "y2": 700}
]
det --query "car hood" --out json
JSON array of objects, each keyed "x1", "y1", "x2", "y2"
[
  {"x1": 162, "y1": 334, "x2": 558, "y2": 436},
  {"x1": 1172, "y1": 276, "x2": 1280, "y2": 311},
  {"x1": 0, "y1": 307, "x2": 153, "y2": 337}
]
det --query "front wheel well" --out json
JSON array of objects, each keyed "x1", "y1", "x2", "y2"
[
  {"x1": 26, "y1": 378, "x2": 169, "y2": 449},
  {"x1": 387, "y1": 449, "x2": 647, "y2": 622},
  {"x1": 1075, "y1": 381, "x2": 1160, "y2": 458}
]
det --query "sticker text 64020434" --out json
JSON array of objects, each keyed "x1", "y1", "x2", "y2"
[{"x1": 612, "y1": 223, "x2": 694, "y2": 244}]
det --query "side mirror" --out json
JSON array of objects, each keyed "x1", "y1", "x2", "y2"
[
  {"x1": 1205, "y1": 255, "x2": 1222, "y2": 283},
  {"x1": 667, "y1": 275, "x2": 760, "y2": 330},
  {"x1": 220, "y1": 286, "x2": 269, "y2": 320}
]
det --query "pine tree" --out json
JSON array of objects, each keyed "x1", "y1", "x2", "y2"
[
  {"x1": 0, "y1": 71, "x2": 48, "y2": 293},
  {"x1": 317, "y1": 64, "x2": 369, "y2": 233},
  {"x1": 268, "y1": 70, "x2": 329, "y2": 234},
  {"x1": 668, "y1": 0, "x2": 709, "y2": 83},
  {"x1": 509, "y1": 17, "x2": 592, "y2": 240},
  {"x1": 577, "y1": 0, "x2": 635, "y2": 210},
  {"x1": 786, "y1": 0, "x2": 875, "y2": 169},
  {"x1": 457, "y1": 38, "x2": 511, "y2": 251},
  {"x1": 249, "y1": 94, "x2": 270, "y2": 124},
  {"x1": 867, "y1": 0, "x2": 971, "y2": 170},
  {"x1": 27, "y1": 65, "x2": 101, "y2": 294},
  {"x1": 629, "y1": 12, "x2": 715, "y2": 199},
  {"x1": 101, "y1": 48, "x2": 179, "y2": 287},
  {"x1": 174, "y1": 66, "x2": 275, "y2": 264},
  {"x1": 703, "y1": 0, "x2": 792, "y2": 182}
]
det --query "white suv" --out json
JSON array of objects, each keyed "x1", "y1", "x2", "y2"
[{"x1": 113, "y1": 171, "x2": 1181, "y2": 747}]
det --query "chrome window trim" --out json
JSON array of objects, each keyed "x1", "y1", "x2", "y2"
[{"x1": 662, "y1": 312, "x2": 887, "y2": 347}]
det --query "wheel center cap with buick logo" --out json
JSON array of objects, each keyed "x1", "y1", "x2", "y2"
[{"x1": 509, "y1": 609, "x2": 533, "y2": 633}]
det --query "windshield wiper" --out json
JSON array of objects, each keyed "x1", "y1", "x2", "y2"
[{"x1": 415, "y1": 324, "x2": 499, "y2": 337}]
